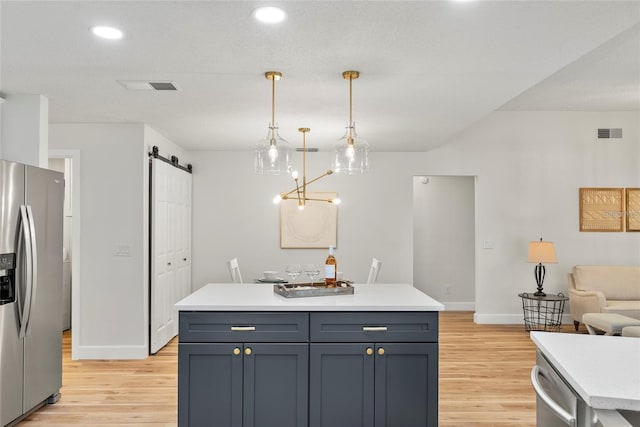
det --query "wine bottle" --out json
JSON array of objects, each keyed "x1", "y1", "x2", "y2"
[{"x1": 324, "y1": 246, "x2": 337, "y2": 287}]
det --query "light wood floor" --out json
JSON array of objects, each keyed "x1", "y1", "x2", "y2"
[{"x1": 17, "y1": 311, "x2": 583, "y2": 426}]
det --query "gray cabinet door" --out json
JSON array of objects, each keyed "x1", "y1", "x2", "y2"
[
  {"x1": 309, "y1": 343, "x2": 375, "y2": 427},
  {"x1": 375, "y1": 343, "x2": 438, "y2": 427},
  {"x1": 179, "y1": 342, "x2": 308, "y2": 427},
  {"x1": 243, "y1": 343, "x2": 308, "y2": 427},
  {"x1": 178, "y1": 343, "x2": 243, "y2": 427}
]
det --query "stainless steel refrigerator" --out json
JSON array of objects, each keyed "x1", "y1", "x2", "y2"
[{"x1": 0, "y1": 159, "x2": 64, "y2": 426}]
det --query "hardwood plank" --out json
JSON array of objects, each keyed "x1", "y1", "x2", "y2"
[{"x1": 16, "y1": 311, "x2": 583, "y2": 426}]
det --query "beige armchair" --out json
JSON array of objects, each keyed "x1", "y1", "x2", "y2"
[{"x1": 568, "y1": 265, "x2": 640, "y2": 330}]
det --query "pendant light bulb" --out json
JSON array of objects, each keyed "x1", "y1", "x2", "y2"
[
  {"x1": 268, "y1": 144, "x2": 278, "y2": 162},
  {"x1": 255, "y1": 71, "x2": 293, "y2": 174},
  {"x1": 273, "y1": 194, "x2": 282, "y2": 204},
  {"x1": 345, "y1": 144, "x2": 355, "y2": 161},
  {"x1": 333, "y1": 71, "x2": 369, "y2": 174}
]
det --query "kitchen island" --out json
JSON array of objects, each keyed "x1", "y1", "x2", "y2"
[{"x1": 176, "y1": 283, "x2": 444, "y2": 427}]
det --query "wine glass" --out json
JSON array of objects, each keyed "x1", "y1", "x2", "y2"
[
  {"x1": 285, "y1": 264, "x2": 302, "y2": 285},
  {"x1": 304, "y1": 264, "x2": 321, "y2": 284}
]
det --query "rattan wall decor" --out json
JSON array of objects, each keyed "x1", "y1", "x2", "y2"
[
  {"x1": 579, "y1": 188, "x2": 624, "y2": 232},
  {"x1": 626, "y1": 188, "x2": 640, "y2": 232}
]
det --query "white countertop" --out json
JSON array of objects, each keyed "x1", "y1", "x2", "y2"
[
  {"x1": 531, "y1": 331, "x2": 640, "y2": 411},
  {"x1": 175, "y1": 283, "x2": 444, "y2": 312}
]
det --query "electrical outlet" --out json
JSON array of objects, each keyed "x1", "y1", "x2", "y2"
[{"x1": 114, "y1": 245, "x2": 132, "y2": 257}]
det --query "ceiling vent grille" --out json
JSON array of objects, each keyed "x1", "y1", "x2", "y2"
[
  {"x1": 597, "y1": 128, "x2": 622, "y2": 139},
  {"x1": 296, "y1": 147, "x2": 318, "y2": 152},
  {"x1": 118, "y1": 80, "x2": 179, "y2": 91},
  {"x1": 149, "y1": 82, "x2": 178, "y2": 91}
]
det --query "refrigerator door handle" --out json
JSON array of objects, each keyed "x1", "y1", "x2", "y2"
[
  {"x1": 19, "y1": 205, "x2": 34, "y2": 338},
  {"x1": 16, "y1": 207, "x2": 25, "y2": 327},
  {"x1": 25, "y1": 205, "x2": 38, "y2": 336}
]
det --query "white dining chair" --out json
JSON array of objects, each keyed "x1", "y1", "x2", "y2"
[
  {"x1": 366, "y1": 258, "x2": 382, "y2": 284},
  {"x1": 227, "y1": 258, "x2": 243, "y2": 283}
]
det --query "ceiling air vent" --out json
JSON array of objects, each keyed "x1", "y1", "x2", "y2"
[
  {"x1": 296, "y1": 148, "x2": 319, "y2": 152},
  {"x1": 149, "y1": 82, "x2": 178, "y2": 91},
  {"x1": 118, "y1": 80, "x2": 179, "y2": 91},
  {"x1": 597, "y1": 128, "x2": 622, "y2": 140}
]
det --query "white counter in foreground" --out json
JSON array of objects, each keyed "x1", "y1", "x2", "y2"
[
  {"x1": 531, "y1": 331, "x2": 640, "y2": 411},
  {"x1": 175, "y1": 283, "x2": 444, "y2": 312}
]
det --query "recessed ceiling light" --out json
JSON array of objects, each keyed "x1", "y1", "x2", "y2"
[
  {"x1": 90, "y1": 25, "x2": 124, "y2": 40},
  {"x1": 252, "y1": 6, "x2": 286, "y2": 24}
]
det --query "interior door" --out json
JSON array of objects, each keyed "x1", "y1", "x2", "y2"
[
  {"x1": 151, "y1": 159, "x2": 175, "y2": 354},
  {"x1": 174, "y1": 169, "x2": 192, "y2": 334},
  {"x1": 151, "y1": 159, "x2": 193, "y2": 353}
]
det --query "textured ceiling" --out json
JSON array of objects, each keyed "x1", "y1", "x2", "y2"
[{"x1": 1, "y1": 1, "x2": 639, "y2": 152}]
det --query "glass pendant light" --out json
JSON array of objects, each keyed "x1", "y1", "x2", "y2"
[
  {"x1": 255, "y1": 71, "x2": 293, "y2": 174},
  {"x1": 332, "y1": 70, "x2": 369, "y2": 174}
]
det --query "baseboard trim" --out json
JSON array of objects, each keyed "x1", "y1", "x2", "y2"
[
  {"x1": 442, "y1": 301, "x2": 475, "y2": 311},
  {"x1": 474, "y1": 313, "x2": 573, "y2": 325},
  {"x1": 75, "y1": 345, "x2": 147, "y2": 360}
]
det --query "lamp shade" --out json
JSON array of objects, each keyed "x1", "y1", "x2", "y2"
[
  {"x1": 332, "y1": 122, "x2": 369, "y2": 174},
  {"x1": 254, "y1": 123, "x2": 293, "y2": 174},
  {"x1": 528, "y1": 241, "x2": 557, "y2": 264}
]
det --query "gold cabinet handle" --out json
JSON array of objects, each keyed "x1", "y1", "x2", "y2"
[
  {"x1": 233, "y1": 347, "x2": 241, "y2": 356},
  {"x1": 245, "y1": 347, "x2": 252, "y2": 356},
  {"x1": 378, "y1": 347, "x2": 385, "y2": 356},
  {"x1": 366, "y1": 347, "x2": 373, "y2": 356},
  {"x1": 231, "y1": 326, "x2": 256, "y2": 332}
]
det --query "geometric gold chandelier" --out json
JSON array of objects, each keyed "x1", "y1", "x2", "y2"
[{"x1": 273, "y1": 127, "x2": 340, "y2": 210}]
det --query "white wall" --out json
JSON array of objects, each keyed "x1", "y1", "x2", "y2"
[
  {"x1": 45, "y1": 110, "x2": 640, "y2": 354},
  {"x1": 413, "y1": 176, "x2": 475, "y2": 308},
  {"x1": 423, "y1": 110, "x2": 640, "y2": 323},
  {"x1": 49, "y1": 123, "x2": 190, "y2": 359},
  {"x1": 191, "y1": 151, "x2": 417, "y2": 288},
  {"x1": 50, "y1": 124, "x2": 146, "y2": 358},
  {"x1": 1, "y1": 94, "x2": 49, "y2": 167},
  {"x1": 191, "y1": 111, "x2": 639, "y2": 323}
]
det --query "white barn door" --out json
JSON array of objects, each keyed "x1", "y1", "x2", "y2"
[{"x1": 151, "y1": 158, "x2": 192, "y2": 354}]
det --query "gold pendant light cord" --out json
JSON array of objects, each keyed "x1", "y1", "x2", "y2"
[
  {"x1": 271, "y1": 76, "x2": 276, "y2": 126},
  {"x1": 342, "y1": 70, "x2": 359, "y2": 144},
  {"x1": 349, "y1": 74, "x2": 353, "y2": 124},
  {"x1": 302, "y1": 129, "x2": 307, "y2": 201}
]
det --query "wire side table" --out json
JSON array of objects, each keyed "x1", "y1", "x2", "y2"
[{"x1": 518, "y1": 292, "x2": 568, "y2": 332}]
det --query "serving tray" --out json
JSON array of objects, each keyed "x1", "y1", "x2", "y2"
[{"x1": 273, "y1": 282, "x2": 354, "y2": 298}]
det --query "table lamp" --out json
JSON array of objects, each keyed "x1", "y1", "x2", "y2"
[{"x1": 528, "y1": 238, "x2": 557, "y2": 297}]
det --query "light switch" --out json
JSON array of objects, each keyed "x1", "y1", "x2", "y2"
[{"x1": 483, "y1": 240, "x2": 494, "y2": 249}]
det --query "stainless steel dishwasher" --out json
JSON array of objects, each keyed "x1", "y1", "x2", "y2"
[{"x1": 532, "y1": 350, "x2": 640, "y2": 427}]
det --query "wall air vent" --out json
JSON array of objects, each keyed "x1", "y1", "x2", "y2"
[
  {"x1": 296, "y1": 147, "x2": 319, "y2": 152},
  {"x1": 597, "y1": 128, "x2": 622, "y2": 140},
  {"x1": 118, "y1": 80, "x2": 179, "y2": 91}
]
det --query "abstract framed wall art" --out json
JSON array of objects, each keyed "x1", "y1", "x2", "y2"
[
  {"x1": 626, "y1": 188, "x2": 640, "y2": 232},
  {"x1": 280, "y1": 191, "x2": 338, "y2": 248},
  {"x1": 579, "y1": 188, "x2": 624, "y2": 232}
]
